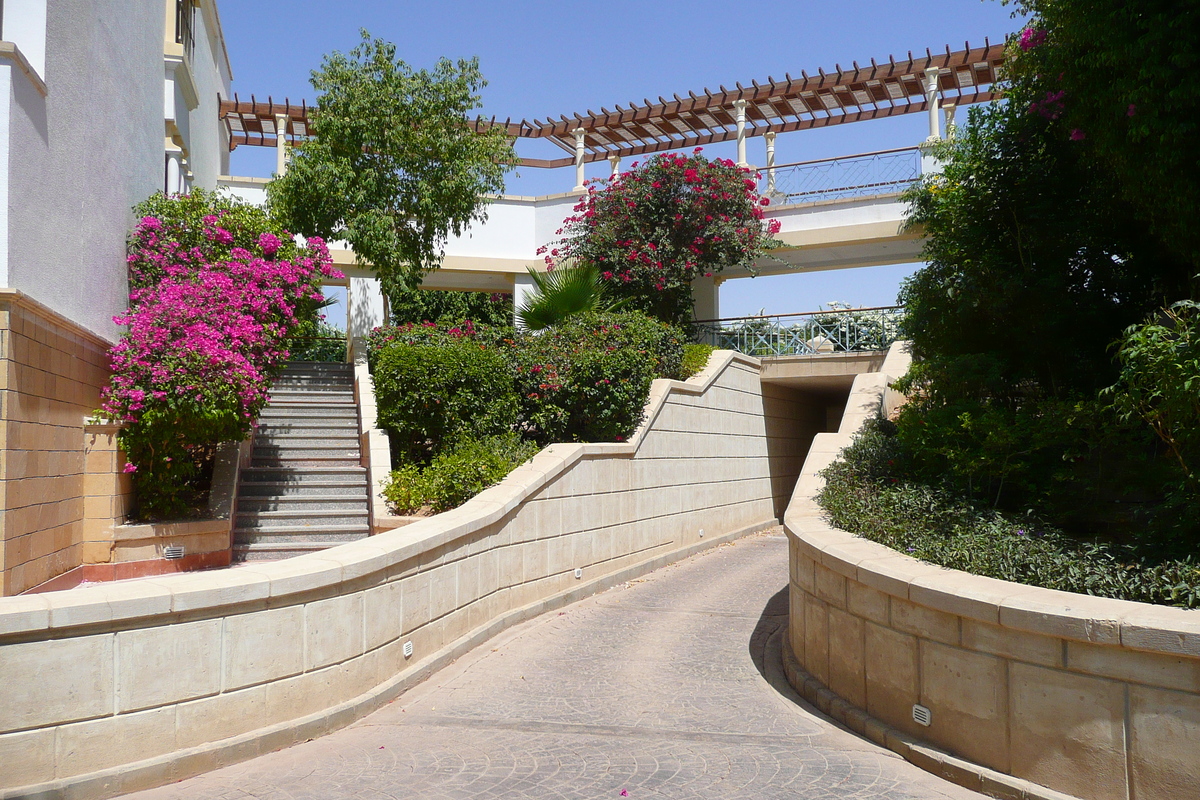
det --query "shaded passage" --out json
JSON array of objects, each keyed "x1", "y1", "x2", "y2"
[{"x1": 125, "y1": 530, "x2": 982, "y2": 800}]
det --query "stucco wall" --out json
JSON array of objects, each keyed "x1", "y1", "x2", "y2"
[
  {"x1": 0, "y1": 351, "x2": 783, "y2": 799},
  {"x1": 783, "y1": 343, "x2": 1200, "y2": 800},
  {"x1": 4, "y1": 0, "x2": 163, "y2": 342}
]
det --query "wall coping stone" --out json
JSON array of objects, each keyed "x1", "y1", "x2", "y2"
[
  {"x1": 0, "y1": 350, "x2": 763, "y2": 637},
  {"x1": 783, "y1": 342, "x2": 1200, "y2": 665}
]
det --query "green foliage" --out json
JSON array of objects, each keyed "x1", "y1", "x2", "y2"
[
  {"x1": 287, "y1": 318, "x2": 346, "y2": 362},
  {"x1": 383, "y1": 433, "x2": 539, "y2": 514},
  {"x1": 512, "y1": 312, "x2": 684, "y2": 445},
  {"x1": 389, "y1": 287, "x2": 512, "y2": 327},
  {"x1": 372, "y1": 332, "x2": 517, "y2": 464},
  {"x1": 267, "y1": 31, "x2": 516, "y2": 294},
  {"x1": 820, "y1": 420, "x2": 1200, "y2": 609},
  {"x1": 679, "y1": 343, "x2": 716, "y2": 379},
  {"x1": 543, "y1": 152, "x2": 782, "y2": 326},
  {"x1": 516, "y1": 263, "x2": 626, "y2": 331},
  {"x1": 901, "y1": 100, "x2": 1188, "y2": 400},
  {"x1": 1107, "y1": 301, "x2": 1200, "y2": 482},
  {"x1": 1007, "y1": 0, "x2": 1200, "y2": 269}
]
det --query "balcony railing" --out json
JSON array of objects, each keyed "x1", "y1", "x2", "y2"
[
  {"x1": 693, "y1": 305, "x2": 903, "y2": 357},
  {"x1": 763, "y1": 147, "x2": 922, "y2": 204}
]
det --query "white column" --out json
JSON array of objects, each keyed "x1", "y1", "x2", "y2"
[
  {"x1": 923, "y1": 67, "x2": 941, "y2": 142},
  {"x1": 764, "y1": 131, "x2": 777, "y2": 194},
  {"x1": 348, "y1": 277, "x2": 386, "y2": 363},
  {"x1": 734, "y1": 99, "x2": 749, "y2": 167},
  {"x1": 944, "y1": 105, "x2": 957, "y2": 139},
  {"x1": 573, "y1": 128, "x2": 586, "y2": 191},
  {"x1": 608, "y1": 153, "x2": 621, "y2": 178},
  {"x1": 165, "y1": 149, "x2": 184, "y2": 195},
  {"x1": 513, "y1": 272, "x2": 538, "y2": 330},
  {"x1": 691, "y1": 275, "x2": 720, "y2": 322},
  {"x1": 275, "y1": 113, "x2": 289, "y2": 176}
]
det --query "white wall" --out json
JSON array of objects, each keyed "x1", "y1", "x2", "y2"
[
  {"x1": 3, "y1": 1, "x2": 164, "y2": 340},
  {"x1": 185, "y1": 1, "x2": 231, "y2": 189}
]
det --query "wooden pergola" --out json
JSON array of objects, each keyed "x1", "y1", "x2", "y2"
[{"x1": 219, "y1": 41, "x2": 1005, "y2": 168}]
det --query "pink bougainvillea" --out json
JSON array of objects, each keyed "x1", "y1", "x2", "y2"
[
  {"x1": 538, "y1": 150, "x2": 781, "y2": 326},
  {"x1": 102, "y1": 192, "x2": 342, "y2": 518}
]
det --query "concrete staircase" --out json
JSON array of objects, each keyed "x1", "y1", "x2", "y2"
[{"x1": 233, "y1": 361, "x2": 372, "y2": 562}]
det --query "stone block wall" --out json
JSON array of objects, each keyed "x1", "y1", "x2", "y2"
[
  {"x1": 0, "y1": 291, "x2": 114, "y2": 595},
  {"x1": 784, "y1": 343, "x2": 1200, "y2": 800},
  {"x1": 0, "y1": 351, "x2": 784, "y2": 798}
]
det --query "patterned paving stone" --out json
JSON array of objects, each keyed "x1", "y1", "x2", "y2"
[{"x1": 123, "y1": 530, "x2": 983, "y2": 800}]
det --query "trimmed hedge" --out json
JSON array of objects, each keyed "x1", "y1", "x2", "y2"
[
  {"x1": 382, "y1": 433, "x2": 538, "y2": 514},
  {"x1": 512, "y1": 312, "x2": 684, "y2": 445},
  {"x1": 372, "y1": 331, "x2": 517, "y2": 464},
  {"x1": 819, "y1": 419, "x2": 1200, "y2": 609}
]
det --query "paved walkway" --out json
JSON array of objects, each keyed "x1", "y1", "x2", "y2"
[{"x1": 126, "y1": 529, "x2": 982, "y2": 800}]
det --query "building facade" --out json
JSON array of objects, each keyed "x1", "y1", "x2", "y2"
[{"x1": 0, "y1": 0, "x2": 231, "y2": 594}]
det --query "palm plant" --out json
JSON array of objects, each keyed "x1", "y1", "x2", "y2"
[{"x1": 516, "y1": 263, "x2": 626, "y2": 330}]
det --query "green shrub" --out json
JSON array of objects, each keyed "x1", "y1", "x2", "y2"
[
  {"x1": 372, "y1": 332, "x2": 517, "y2": 464},
  {"x1": 513, "y1": 311, "x2": 684, "y2": 445},
  {"x1": 288, "y1": 319, "x2": 346, "y2": 362},
  {"x1": 679, "y1": 343, "x2": 715, "y2": 380},
  {"x1": 381, "y1": 464, "x2": 430, "y2": 515},
  {"x1": 819, "y1": 419, "x2": 1200, "y2": 609},
  {"x1": 382, "y1": 433, "x2": 538, "y2": 514}
]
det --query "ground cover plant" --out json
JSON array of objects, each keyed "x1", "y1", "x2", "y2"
[
  {"x1": 372, "y1": 310, "x2": 687, "y2": 514},
  {"x1": 102, "y1": 190, "x2": 340, "y2": 519},
  {"x1": 541, "y1": 150, "x2": 782, "y2": 326},
  {"x1": 820, "y1": 420, "x2": 1200, "y2": 609}
]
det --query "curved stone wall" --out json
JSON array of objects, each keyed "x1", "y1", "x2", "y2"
[
  {"x1": 0, "y1": 352, "x2": 782, "y2": 799},
  {"x1": 784, "y1": 343, "x2": 1200, "y2": 800}
]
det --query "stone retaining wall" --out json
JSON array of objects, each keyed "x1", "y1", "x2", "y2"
[
  {"x1": 0, "y1": 351, "x2": 783, "y2": 799},
  {"x1": 784, "y1": 342, "x2": 1200, "y2": 800}
]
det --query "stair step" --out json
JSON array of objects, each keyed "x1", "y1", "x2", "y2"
[
  {"x1": 234, "y1": 524, "x2": 370, "y2": 541},
  {"x1": 236, "y1": 494, "x2": 368, "y2": 511},
  {"x1": 254, "y1": 432, "x2": 360, "y2": 442},
  {"x1": 251, "y1": 460, "x2": 363, "y2": 470},
  {"x1": 251, "y1": 449, "x2": 361, "y2": 461},
  {"x1": 259, "y1": 406, "x2": 359, "y2": 417},
  {"x1": 233, "y1": 541, "x2": 366, "y2": 562},
  {"x1": 241, "y1": 465, "x2": 367, "y2": 478},
  {"x1": 257, "y1": 419, "x2": 359, "y2": 430},
  {"x1": 236, "y1": 508, "x2": 369, "y2": 523}
]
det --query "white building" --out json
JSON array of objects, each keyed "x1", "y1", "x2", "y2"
[{"x1": 0, "y1": 0, "x2": 231, "y2": 595}]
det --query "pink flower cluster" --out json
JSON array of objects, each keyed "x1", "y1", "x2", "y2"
[
  {"x1": 102, "y1": 214, "x2": 342, "y2": 434},
  {"x1": 536, "y1": 151, "x2": 781, "y2": 314}
]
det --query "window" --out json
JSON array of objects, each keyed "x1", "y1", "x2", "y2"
[{"x1": 175, "y1": 0, "x2": 194, "y2": 61}]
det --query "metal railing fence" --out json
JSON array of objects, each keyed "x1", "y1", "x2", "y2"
[
  {"x1": 693, "y1": 306, "x2": 903, "y2": 357},
  {"x1": 763, "y1": 147, "x2": 922, "y2": 204}
]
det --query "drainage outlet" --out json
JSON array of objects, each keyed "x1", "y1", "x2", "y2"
[
  {"x1": 403, "y1": 641, "x2": 414, "y2": 659},
  {"x1": 163, "y1": 545, "x2": 185, "y2": 560},
  {"x1": 912, "y1": 704, "x2": 932, "y2": 727},
  {"x1": 574, "y1": 568, "x2": 583, "y2": 579}
]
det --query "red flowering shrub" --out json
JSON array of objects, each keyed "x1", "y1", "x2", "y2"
[
  {"x1": 101, "y1": 191, "x2": 341, "y2": 519},
  {"x1": 541, "y1": 150, "x2": 782, "y2": 326}
]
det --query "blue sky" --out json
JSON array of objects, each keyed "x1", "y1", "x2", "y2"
[{"x1": 219, "y1": 0, "x2": 1023, "y2": 318}]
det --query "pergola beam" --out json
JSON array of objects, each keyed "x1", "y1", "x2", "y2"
[{"x1": 220, "y1": 41, "x2": 1004, "y2": 165}]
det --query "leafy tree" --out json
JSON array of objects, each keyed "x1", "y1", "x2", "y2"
[
  {"x1": 516, "y1": 263, "x2": 625, "y2": 330},
  {"x1": 894, "y1": 73, "x2": 1192, "y2": 527},
  {"x1": 900, "y1": 98, "x2": 1189, "y2": 402},
  {"x1": 268, "y1": 31, "x2": 516, "y2": 294},
  {"x1": 543, "y1": 151, "x2": 781, "y2": 327},
  {"x1": 1006, "y1": 0, "x2": 1200, "y2": 270},
  {"x1": 388, "y1": 286, "x2": 512, "y2": 327}
]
